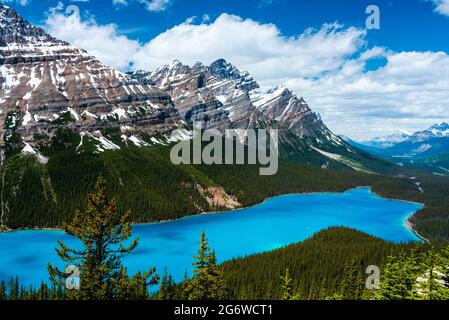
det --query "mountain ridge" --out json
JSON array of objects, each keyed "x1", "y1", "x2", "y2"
[
  {"x1": 347, "y1": 122, "x2": 449, "y2": 175},
  {"x1": 0, "y1": 2, "x2": 393, "y2": 175}
]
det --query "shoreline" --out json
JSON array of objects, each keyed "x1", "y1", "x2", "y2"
[
  {"x1": 404, "y1": 217, "x2": 430, "y2": 243},
  {"x1": 0, "y1": 186, "x2": 427, "y2": 243}
]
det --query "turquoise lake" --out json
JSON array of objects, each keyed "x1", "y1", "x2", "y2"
[{"x1": 0, "y1": 187, "x2": 423, "y2": 288}]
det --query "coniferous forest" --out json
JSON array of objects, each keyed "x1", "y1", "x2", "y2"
[
  {"x1": 1, "y1": 128, "x2": 449, "y2": 243},
  {"x1": 1, "y1": 176, "x2": 449, "y2": 301}
]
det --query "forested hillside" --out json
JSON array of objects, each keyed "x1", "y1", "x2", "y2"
[
  {"x1": 221, "y1": 227, "x2": 427, "y2": 300},
  {"x1": 1, "y1": 127, "x2": 449, "y2": 243}
]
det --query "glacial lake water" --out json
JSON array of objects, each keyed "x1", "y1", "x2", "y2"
[{"x1": 0, "y1": 187, "x2": 423, "y2": 288}]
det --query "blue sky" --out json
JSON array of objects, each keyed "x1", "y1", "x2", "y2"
[
  {"x1": 11, "y1": 0, "x2": 449, "y2": 52},
  {"x1": 4, "y1": 0, "x2": 449, "y2": 139}
]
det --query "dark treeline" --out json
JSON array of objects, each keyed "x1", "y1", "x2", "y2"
[
  {"x1": 1, "y1": 129, "x2": 209, "y2": 228},
  {"x1": 0, "y1": 277, "x2": 64, "y2": 300},
  {"x1": 220, "y1": 227, "x2": 425, "y2": 300},
  {"x1": 193, "y1": 161, "x2": 449, "y2": 243}
]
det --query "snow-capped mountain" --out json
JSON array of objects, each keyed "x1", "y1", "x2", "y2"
[
  {"x1": 348, "y1": 123, "x2": 449, "y2": 175},
  {"x1": 130, "y1": 59, "x2": 349, "y2": 151},
  {"x1": 0, "y1": 3, "x2": 393, "y2": 174},
  {"x1": 359, "y1": 123, "x2": 449, "y2": 150},
  {"x1": 360, "y1": 130, "x2": 411, "y2": 149},
  {"x1": 409, "y1": 122, "x2": 449, "y2": 142},
  {"x1": 0, "y1": 3, "x2": 181, "y2": 155}
]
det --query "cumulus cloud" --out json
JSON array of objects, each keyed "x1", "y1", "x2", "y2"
[
  {"x1": 132, "y1": 14, "x2": 366, "y2": 83},
  {"x1": 44, "y1": 8, "x2": 139, "y2": 70},
  {"x1": 432, "y1": 0, "x2": 449, "y2": 16},
  {"x1": 285, "y1": 50, "x2": 449, "y2": 138},
  {"x1": 42, "y1": 10, "x2": 449, "y2": 139}
]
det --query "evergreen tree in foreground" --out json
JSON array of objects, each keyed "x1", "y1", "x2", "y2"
[
  {"x1": 414, "y1": 249, "x2": 449, "y2": 300},
  {"x1": 376, "y1": 252, "x2": 420, "y2": 300},
  {"x1": 48, "y1": 176, "x2": 158, "y2": 300},
  {"x1": 280, "y1": 268, "x2": 300, "y2": 300},
  {"x1": 0, "y1": 281, "x2": 6, "y2": 300},
  {"x1": 338, "y1": 258, "x2": 364, "y2": 300},
  {"x1": 158, "y1": 268, "x2": 178, "y2": 300},
  {"x1": 375, "y1": 247, "x2": 449, "y2": 300},
  {"x1": 186, "y1": 231, "x2": 229, "y2": 300}
]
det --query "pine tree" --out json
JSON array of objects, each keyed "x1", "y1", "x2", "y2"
[
  {"x1": 37, "y1": 282, "x2": 49, "y2": 300},
  {"x1": 8, "y1": 276, "x2": 19, "y2": 300},
  {"x1": 158, "y1": 268, "x2": 176, "y2": 300},
  {"x1": 280, "y1": 268, "x2": 300, "y2": 300},
  {"x1": 0, "y1": 281, "x2": 5, "y2": 300},
  {"x1": 240, "y1": 286, "x2": 250, "y2": 300},
  {"x1": 186, "y1": 231, "x2": 229, "y2": 300},
  {"x1": 48, "y1": 176, "x2": 158, "y2": 300},
  {"x1": 177, "y1": 271, "x2": 190, "y2": 300},
  {"x1": 318, "y1": 277, "x2": 328, "y2": 300},
  {"x1": 376, "y1": 252, "x2": 421, "y2": 300},
  {"x1": 339, "y1": 258, "x2": 363, "y2": 300},
  {"x1": 440, "y1": 245, "x2": 449, "y2": 293},
  {"x1": 414, "y1": 250, "x2": 449, "y2": 300}
]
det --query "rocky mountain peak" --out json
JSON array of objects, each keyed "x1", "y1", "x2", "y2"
[
  {"x1": 429, "y1": 122, "x2": 449, "y2": 133},
  {"x1": 410, "y1": 122, "x2": 449, "y2": 141},
  {"x1": 1, "y1": 5, "x2": 357, "y2": 168},
  {"x1": 0, "y1": 4, "x2": 182, "y2": 154},
  {"x1": 0, "y1": 3, "x2": 66, "y2": 48},
  {"x1": 208, "y1": 58, "x2": 259, "y2": 91}
]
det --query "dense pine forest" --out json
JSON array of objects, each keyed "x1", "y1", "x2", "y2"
[
  {"x1": 221, "y1": 227, "x2": 425, "y2": 299},
  {"x1": 1, "y1": 128, "x2": 449, "y2": 243}
]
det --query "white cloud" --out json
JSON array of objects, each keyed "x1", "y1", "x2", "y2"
[
  {"x1": 112, "y1": 0, "x2": 172, "y2": 12},
  {"x1": 41, "y1": 11, "x2": 449, "y2": 139},
  {"x1": 132, "y1": 14, "x2": 366, "y2": 81},
  {"x1": 285, "y1": 50, "x2": 449, "y2": 139},
  {"x1": 44, "y1": 8, "x2": 140, "y2": 70},
  {"x1": 432, "y1": 0, "x2": 449, "y2": 16},
  {"x1": 143, "y1": 0, "x2": 171, "y2": 12},
  {"x1": 113, "y1": 0, "x2": 128, "y2": 5},
  {"x1": 3, "y1": 0, "x2": 31, "y2": 6}
]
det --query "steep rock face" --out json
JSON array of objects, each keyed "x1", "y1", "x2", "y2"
[
  {"x1": 208, "y1": 58, "x2": 259, "y2": 92},
  {"x1": 133, "y1": 59, "x2": 265, "y2": 130},
  {"x1": 139, "y1": 58, "x2": 347, "y2": 152},
  {"x1": 250, "y1": 85, "x2": 347, "y2": 149},
  {"x1": 0, "y1": 3, "x2": 181, "y2": 151}
]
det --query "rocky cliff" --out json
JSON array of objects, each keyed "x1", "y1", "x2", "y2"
[{"x1": 0, "y1": 3, "x2": 181, "y2": 156}]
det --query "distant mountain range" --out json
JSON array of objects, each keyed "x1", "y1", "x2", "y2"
[
  {"x1": 345, "y1": 123, "x2": 449, "y2": 175},
  {"x1": 358, "y1": 130, "x2": 412, "y2": 149}
]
